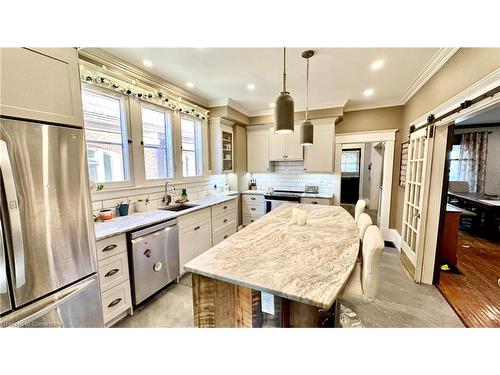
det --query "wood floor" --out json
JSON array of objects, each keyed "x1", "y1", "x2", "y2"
[{"x1": 437, "y1": 232, "x2": 500, "y2": 328}]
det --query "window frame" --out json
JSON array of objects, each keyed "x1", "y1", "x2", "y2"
[
  {"x1": 139, "y1": 102, "x2": 175, "y2": 183},
  {"x1": 81, "y1": 85, "x2": 134, "y2": 190},
  {"x1": 179, "y1": 114, "x2": 205, "y2": 180}
]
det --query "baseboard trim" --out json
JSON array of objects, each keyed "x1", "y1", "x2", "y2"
[{"x1": 382, "y1": 228, "x2": 401, "y2": 250}]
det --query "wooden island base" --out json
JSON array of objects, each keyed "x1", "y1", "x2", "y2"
[{"x1": 192, "y1": 274, "x2": 340, "y2": 328}]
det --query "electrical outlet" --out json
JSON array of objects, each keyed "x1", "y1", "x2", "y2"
[{"x1": 261, "y1": 291, "x2": 275, "y2": 315}]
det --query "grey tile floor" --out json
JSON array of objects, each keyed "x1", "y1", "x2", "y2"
[{"x1": 114, "y1": 246, "x2": 463, "y2": 328}]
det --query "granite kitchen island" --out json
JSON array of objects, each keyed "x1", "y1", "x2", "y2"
[{"x1": 184, "y1": 204, "x2": 359, "y2": 328}]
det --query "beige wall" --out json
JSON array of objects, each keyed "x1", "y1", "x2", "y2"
[
  {"x1": 337, "y1": 106, "x2": 404, "y2": 228},
  {"x1": 393, "y1": 48, "x2": 500, "y2": 233}
]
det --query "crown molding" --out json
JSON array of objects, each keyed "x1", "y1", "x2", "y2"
[
  {"x1": 207, "y1": 98, "x2": 251, "y2": 117},
  {"x1": 344, "y1": 99, "x2": 404, "y2": 112},
  {"x1": 79, "y1": 48, "x2": 210, "y2": 108},
  {"x1": 400, "y1": 47, "x2": 460, "y2": 104},
  {"x1": 250, "y1": 100, "x2": 348, "y2": 117}
]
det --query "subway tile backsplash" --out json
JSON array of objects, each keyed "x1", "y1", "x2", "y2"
[
  {"x1": 252, "y1": 161, "x2": 336, "y2": 195},
  {"x1": 92, "y1": 174, "x2": 227, "y2": 217}
]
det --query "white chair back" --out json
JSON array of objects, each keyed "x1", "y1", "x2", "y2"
[
  {"x1": 361, "y1": 225, "x2": 385, "y2": 302},
  {"x1": 354, "y1": 199, "x2": 366, "y2": 223},
  {"x1": 357, "y1": 213, "x2": 372, "y2": 240}
]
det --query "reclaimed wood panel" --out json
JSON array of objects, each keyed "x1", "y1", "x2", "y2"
[{"x1": 192, "y1": 274, "x2": 339, "y2": 328}]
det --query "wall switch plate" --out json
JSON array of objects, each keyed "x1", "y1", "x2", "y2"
[{"x1": 261, "y1": 291, "x2": 275, "y2": 315}]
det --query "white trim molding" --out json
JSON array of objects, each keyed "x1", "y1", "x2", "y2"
[
  {"x1": 400, "y1": 48, "x2": 460, "y2": 104},
  {"x1": 336, "y1": 128, "x2": 398, "y2": 144},
  {"x1": 334, "y1": 129, "x2": 397, "y2": 233},
  {"x1": 409, "y1": 68, "x2": 500, "y2": 285}
]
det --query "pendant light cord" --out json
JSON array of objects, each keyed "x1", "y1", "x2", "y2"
[
  {"x1": 305, "y1": 57, "x2": 310, "y2": 120},
  {"x1": 282, "y1": 47, "x2": 286, "y2": 92}
]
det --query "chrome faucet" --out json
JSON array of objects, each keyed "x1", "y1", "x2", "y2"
[{"x1": 162, "y1": 180, "x2": 175, "y2": 206}]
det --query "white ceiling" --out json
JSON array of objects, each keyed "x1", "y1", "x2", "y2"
[
  {"x1": 458, "y1": 106, "x2": 500, "y2": 125},
  {"x1": 104, "y1": 48, "x2": 453, "y2": 116}
]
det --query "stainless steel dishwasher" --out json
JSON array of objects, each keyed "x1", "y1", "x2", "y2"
[{"x1": 128, "y1": 219, "x2": 179, "y2": 305}]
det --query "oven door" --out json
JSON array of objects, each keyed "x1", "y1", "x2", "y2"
[{"x1": 265, "y1": 199, "x2": 298, "y2": 213}]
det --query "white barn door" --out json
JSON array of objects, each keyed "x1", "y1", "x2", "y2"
[{"x1": 401, "y1": 126, "x2": 434, "y2": 282}]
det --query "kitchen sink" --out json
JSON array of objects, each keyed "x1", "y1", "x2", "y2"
[{"x1": 159, "y1": 204, "x2": 198, "y2": 212}]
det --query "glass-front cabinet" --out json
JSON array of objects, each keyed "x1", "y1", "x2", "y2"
[{"x1": 209, "y1": 117, "x2": 234, "y2": 174}]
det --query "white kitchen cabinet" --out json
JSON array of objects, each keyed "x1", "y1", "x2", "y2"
[
  {"x1": 247, "y1": 125, "x2": 272, "y2": 172},
  {"x1": 211, "y1": 200, "x2": 237, "y2": 246},
  {"x1": 300, "y1": 197, "x2": 332, "y2": 205},
  {"x1": 178, "y1": 208, "x2": 212, "y2": 274},
  {"x1": 269, "y1": 125, "x2": 303, "y2": 161},
  {"x1": 303, "y1": 122, "x2": 336, "y2": 172},
  {"x1": 0, "y1": 48, "x2": 84, "y2": 127},
  {"x1": 95, "y1": 234, "x2": 132, "y2": 327},
  {"x1": 210, "y1": 117, "x2": 234, "y2": 174},
  {"x1": 242, "y1": 193, "x2": 266, "y2": 226}
]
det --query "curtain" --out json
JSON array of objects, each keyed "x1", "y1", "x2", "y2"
[{"x1": 457, "y1": 131, "x2": 489, "y2": 193}]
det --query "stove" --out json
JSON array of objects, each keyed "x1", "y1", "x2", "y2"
[{"x1": 264, "y1": 190, "x2": 303, "y2": 212}]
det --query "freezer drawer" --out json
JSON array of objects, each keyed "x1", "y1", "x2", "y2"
[
  {"x1": 129, "y1": 220, "x2": 179, "y2": 305},
  {"x1": 0, "y1": 274, "x2": 103, "y2": 328}
]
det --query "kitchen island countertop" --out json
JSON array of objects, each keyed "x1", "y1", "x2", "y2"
[{"x1": 185, "y1": 203, "x2": 359, "y2": 309}]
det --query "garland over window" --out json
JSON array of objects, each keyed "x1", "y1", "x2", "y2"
[{"x1": 79, "y1": 61, "x2": 209, "y2": 120}]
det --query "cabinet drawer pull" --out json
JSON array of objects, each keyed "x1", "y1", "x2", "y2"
[
  {"x1": 105, "y1": 268, "x2": 120, "y2": 277},
  {"x1": 102, "y1": 244, "x2": 117, "y2": 252},
  {"x1": 194, "y1": 226, "x2": 200, "y2": 230},
  {"x1": 108, "y1": 298, "x2": 122, "y2": 308},
  {"x1": 223, "y1": 235, "x2": 228, "y2": 239},
  {"x1": 223, "y1": 218, "x2": 228, "y2": 223},
  {"x1": 251, "y1": 197, "x2": 256, "y2": 200},
  {"x1": 223, "y1": 205, "x2": 227, "y2": 209},
  {"x1": 251, "y1": 207, "x2": 256, "y2": 211},
  {"x1": 311, "y1": 201, "x2": 318, "y2": 204}
]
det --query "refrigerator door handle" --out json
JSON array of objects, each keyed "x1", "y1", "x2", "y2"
[{"x1": 0, "y1": 140, "x2": 25, "y2": 287}]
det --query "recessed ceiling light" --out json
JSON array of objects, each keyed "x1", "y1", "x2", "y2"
[
  {"x1": 186, "y1": 82, "x2": 194, "y2": 88},
  {"x1": 269, "y1": 102, "x2": 276, "y2": 108},
  {"x1": 371, "y1": 59, "x2": 384, "y2": 70},
  {"x1": 364, "y1": 88, "x2": 374, "y2": 97},
  {"x1": 247, "y1": 83, "x2": 255, "y2": 91},
  {"x1": 142, "y1": 59, "x2": 153, "y2": 67}
]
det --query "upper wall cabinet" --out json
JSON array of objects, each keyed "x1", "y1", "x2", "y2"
[
  {"x1": 269, "y1": 124, "x2": 303, "y2": 161},
  {"x1": 0, "y1": 48, "x2": 84, "y2": 127},
  {"x1": 247, "y1": 125, "x2": 272, "y2": 173},
  {"x1": 303, "y1": 120, "x2": 336, "y2": 173},
  {"x1": 210, "y1": 117, "x2": 234, "y2": 174}
]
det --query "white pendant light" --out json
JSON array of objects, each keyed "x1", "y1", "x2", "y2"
[
  {"x1": 274, "y1": 47, "x2": 294, "y2": 134},
  {"x1": 300, "y1": 50, "x2": 314, "y2": 146}
]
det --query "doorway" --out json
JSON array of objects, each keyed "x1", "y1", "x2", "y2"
[
  {"x1": 335, "y1": 129, "x2": 397, "y2": 238},
  {"x1": 434, "y1": 105, "x2": 500, "y2": 327},
  {"x1": 340, "y1": 143, "x2": 385, "y2": 225}
]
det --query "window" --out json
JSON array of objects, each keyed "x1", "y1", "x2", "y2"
[
  {"x1": 341, "y1": 149, "x2": 360, "y2": 174},
  {"x1": 82, "y1": 90, "x2": 130, "y2": 184},
  {"x1": 141, "y1": 106, "x2": 174, "y2": 180},
  {"x1": 181, "y1": 117, "x2": 203, "y2": 177},
  {"x1": 449, "y1": 144, "x2": 469, "y2": 181}
]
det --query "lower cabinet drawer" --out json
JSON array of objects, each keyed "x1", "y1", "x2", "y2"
[
  {"x1": 213, "y1": 223, "x2": 237, "y2": 245},
  {"x1": 98, "y1": 252, "x2": 130, "y2": 293},
  {"x1": 101, "y1": 280, "x2": 132, "y2": 324},
  {"x1": 242, "y1": 202, "x2": 266, "y2": 215},
  {"x1": 242, "y1": 214, "x2": 263, "y2": 226},
  {"x1": 300, "y1": 197, "x2": 331, "y2": 205},
  {"x1": 96, "y1": 234, "x2": 127, "y2": 261},
  {"x1": 211, "y1": 209, "x2": 237, "y2": 231}
]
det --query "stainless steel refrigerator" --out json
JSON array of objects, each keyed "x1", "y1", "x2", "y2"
[{"x1": 0, "y1": 118, "x2": 103, "y2": 327}]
